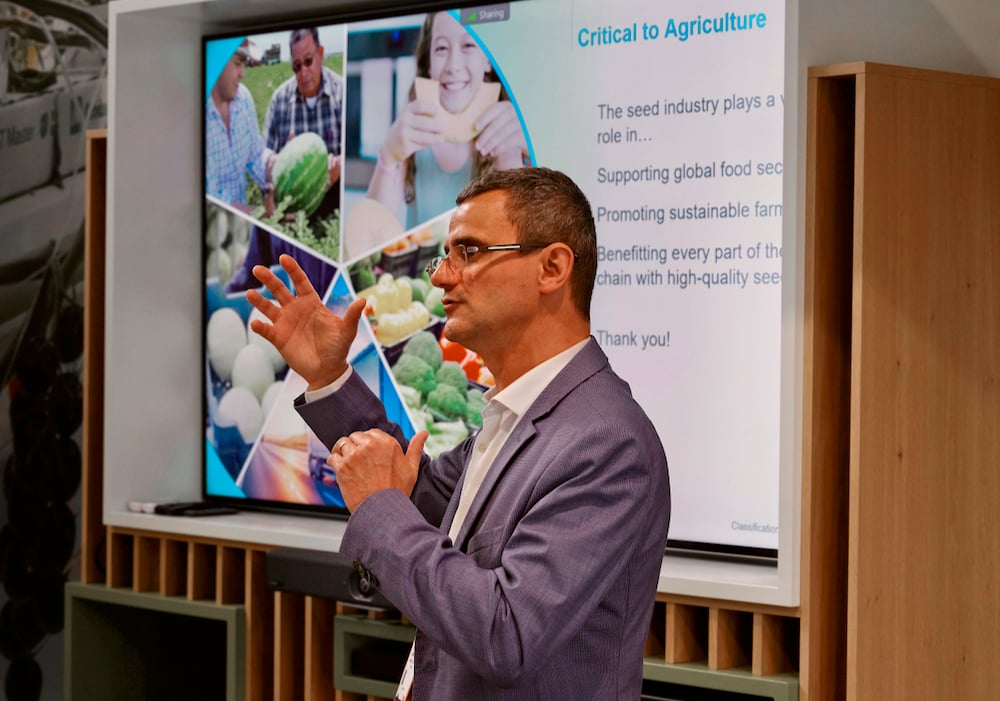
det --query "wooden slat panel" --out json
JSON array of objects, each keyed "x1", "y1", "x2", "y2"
[
  {"x1": 275, "y1": 591, "x2": 305, "y2": 700},
  {"x1": 654, "y1": 591, "x2": 799, "y2": 618},
  {"x1": 246, "y1": 549, "x2": 275, "y2": 701},
  {"x1": 187, "y1": 542, "x2": 216, "y2": 600},
  {"x1": 106, "y1": 528, "x2": 133, "y2": 589},
  {"x1": 216, "y1": 546, "x2": 245, "y2": 605},
  {"x1": 708, "y1": 608, "x2": 751, "y2": 670},
  {"x1": 752, "y1": 613, "x2": 797, "y2": 676},
  {"x1": 305, "y1": 596, "x2": 335, "y2": 700},
  {"x1": 160, "y1": 539, "x2": 187, "y2": 596},
  {"x1": 644, "y1": 600, "x2": 666, "y2": 659},
  {"x1": 665, "y1": 603, "x2": 707, "y2": 664},
  {"x1": 132, "y1": 536, "x2": 160, "y2": 592}
]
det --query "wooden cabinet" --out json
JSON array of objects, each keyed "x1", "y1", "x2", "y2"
[{"x1": 805, "y1": 62, "x2": 1000, "y2": 701}]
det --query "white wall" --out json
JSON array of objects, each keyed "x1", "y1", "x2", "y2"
[{"x1": 800, "y1": 0, "x2": 1000, "y2": 76}]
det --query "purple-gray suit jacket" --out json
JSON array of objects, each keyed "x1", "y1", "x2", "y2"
[{"x1": 296, "y1": 337, "x2": 670, "y2": 700}]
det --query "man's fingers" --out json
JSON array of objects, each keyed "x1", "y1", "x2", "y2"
[
  {"x1": 247, "y1": 315, "x2": 276, "y2": 344},
  {"x1": 280, "y1": 254, "x2": 319, "y2": 299},
  {"x1": 252, "y1": 263, "x2": 296, "y2": 306},
  {"x1": 250, "y1": 263, "x2": 272, "y2": 287},
  {"x1": 325, "y1": 452, "x2": 343, "y2": 481},
  {"x1": 246, "y1": 288, "x2": 278, "y2": 319},
  {"x1": 343, "y1": 297, "x2": 368, "y2": 329},
  {"x1": 405, "y1": 431, "x2": 429, "y2": 468}
]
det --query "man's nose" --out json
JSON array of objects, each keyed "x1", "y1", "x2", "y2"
[{"x1": 429, "y1": 258, "x2": 457, "y2": 287}]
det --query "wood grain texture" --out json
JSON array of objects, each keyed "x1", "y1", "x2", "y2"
[
  {"x1": 800, "y1": 70, "x2": 855, "y2": 701},
  {"x1": 848, "y1": 62, "x2": 1000, "y2": 701}
]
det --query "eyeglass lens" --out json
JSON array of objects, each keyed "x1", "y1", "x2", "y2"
[
  {"x1": 292, "y1": 55, "x2": 315, "y2": 73},
  {"x1": 426, "y1": 246, "x2": 462, "y2": 276}
]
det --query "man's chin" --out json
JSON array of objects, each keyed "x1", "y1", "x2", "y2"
[
  {"x1": 441, "y1": 319, "x2": 460, "y2": 341},
  {"x1": 441, "y1": 320, "x2": 471, "y2": 348}
]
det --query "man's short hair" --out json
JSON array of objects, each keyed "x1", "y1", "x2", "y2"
[
  {"x1": 290, "y1": 27, "x2": 320, "y2": 50},
  {"x1": 456, "y1": 167, "x2": 598, "y2": 318}
]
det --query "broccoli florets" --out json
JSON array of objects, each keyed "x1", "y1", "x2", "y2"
[
  {"x1": 435, "y1": 360, "x2": 467, "y2": 391},
  {"x1": 466, "y1": 388, "x2": 486, "y2": 427},
  {"x1": 393, "y1": 354, "x2": 436, "y2": 396},
  {"x1": 401, "y1": 329, "x2": 443, "y2": 370},
  {"x1": 426, "y1": 383, "x2": 467, "y2": 420}
]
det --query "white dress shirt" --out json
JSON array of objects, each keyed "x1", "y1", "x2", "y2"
[{"x1": 447, "y1": 338, "x2": 588, "y2": 539}]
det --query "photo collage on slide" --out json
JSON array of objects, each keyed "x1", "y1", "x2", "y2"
[{"x1": 202, "y1": 9, "x2": 530, "y2": 509}]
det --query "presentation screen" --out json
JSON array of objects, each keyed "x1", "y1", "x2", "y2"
[{"x1": 202, "y1": 0, "x2": 785, "y2": 560}]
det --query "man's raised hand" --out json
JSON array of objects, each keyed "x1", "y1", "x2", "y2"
[{"x1": 246, "y1": 254, "x2": 367, "y2": 390}]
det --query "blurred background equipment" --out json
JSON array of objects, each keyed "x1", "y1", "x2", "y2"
[{"x1": 1, "y1": 1, "x2": 108, "y2": 699}]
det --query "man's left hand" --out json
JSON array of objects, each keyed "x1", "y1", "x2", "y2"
[{"x1": 327, "y1": 429, "x2": 428, "y2": 512}]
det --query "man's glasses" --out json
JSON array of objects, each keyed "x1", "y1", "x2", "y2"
[
  {"x1": 424, "y1": 243, "x2": 550, "y2": 276},
  {"x1": 292, "y1": 54, "x2": 316, "y2": 73}
]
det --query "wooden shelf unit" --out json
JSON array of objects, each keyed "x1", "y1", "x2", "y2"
[
  {"x1": 804, "y1": 62, "x2": 1000, "y2": 701},
  {"x1": 80, "y1": 526, "x2": 802, "y2": 701}
]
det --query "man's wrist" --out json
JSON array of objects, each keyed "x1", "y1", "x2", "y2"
[{"x1": 304, "y1": 364, "x2": 353, "y2": 402}]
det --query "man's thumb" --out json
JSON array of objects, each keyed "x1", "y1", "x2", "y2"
[{"x1": 406, "y1": 431, "x2": 429, "y2": 466}]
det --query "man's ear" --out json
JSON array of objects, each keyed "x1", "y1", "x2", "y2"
[{"x1": 537, "y1": 243, "x2": 575, "y2": 294}]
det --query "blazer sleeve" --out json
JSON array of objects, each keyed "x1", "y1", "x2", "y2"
[{"x1": 293, "y1": 370, "x2": 472, "y2": 528}]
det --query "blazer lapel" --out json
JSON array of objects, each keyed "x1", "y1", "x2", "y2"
[
  {"x1": 449, "y1": 338, "x2": 611, "y2": 548},
  {"x1": 451, "y1": 420, "x2": 537, "y2": 548}
]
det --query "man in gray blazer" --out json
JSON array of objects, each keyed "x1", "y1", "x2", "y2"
[{"x1": 248, "y1": 167, "x2": 670, "y2": 700}]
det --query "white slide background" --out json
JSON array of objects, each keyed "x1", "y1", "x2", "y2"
[{"x1": 472, "y1": 0, "x2": 786, "y2": 551}]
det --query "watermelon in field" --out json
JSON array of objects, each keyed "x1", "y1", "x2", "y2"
[{"x1": 272, "y1": 132, "x2": 329, "y2": 215}]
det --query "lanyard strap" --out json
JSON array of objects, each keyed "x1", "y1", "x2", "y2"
[{"x1": 393, "y1": 641, "x2": 415, "y2": 701}]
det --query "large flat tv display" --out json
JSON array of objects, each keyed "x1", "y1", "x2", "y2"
[{"x1": 202, "y1": 0, "x2": 786, "y2": 561}]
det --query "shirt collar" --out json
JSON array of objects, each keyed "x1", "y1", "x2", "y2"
[{"x1": 484, "y1": 338, "x2": 589, "y2": 418}]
